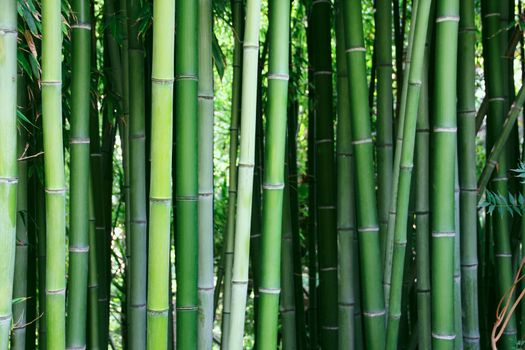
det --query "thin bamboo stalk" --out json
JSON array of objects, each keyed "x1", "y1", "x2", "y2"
[
  {"x1": 342, "y1": 0, "x2": 385, "y2": 347},
  {"x1": 385, "y1": 0, "x2": 432, "y2": 347},
  {"x1": 220, "y1": 0, "x2": 243, "y2": 346},
  {"x1": 174, "y1": 0, "x2": 199, "y2": 346},
  {"x1": 126, "y1": 0, "x2": 147, "y2": 344},
  {"x1": 66, "y1": 0, "x2": 92, "y2": 345},
  {"x1": 146, "y1": 0, "x2": 175, "y2": 344},
  {"x1": 12, "y1": 79, "x2": 28, "y2": 350},
  {"x1": 256, "y1": 0, "x2": 291, "y2": 346},
  {"x1": 87, "y1": 180, "x2": 100, "y2": 350},
  {"x1": 42, "y1": 0, "x2": 67, "y2": 344},
  {"x1": 335, "y1": 1, "x2": 356, "y2": 348},
  {"x1": 197, "y1": 0, "x2": 215, "y2": 347},
  {"x1": 310, "y1": 1, "x2": 339, "y2": 347},
  {"x1": 481, "y1": 0, "x2": 518, "y2": 346},
  {"x1": 0, "y1": 0, "x2": 18, "y2": 346},
  {"x1": 431, "y1": 0, "x2": 459, "y2": 348},
  {"x1": 227, "y1": 0, "x2": 262, "y2": 345}
]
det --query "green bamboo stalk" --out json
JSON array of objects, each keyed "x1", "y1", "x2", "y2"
[
  {"x1": 385, "y1": 0, "x2": 431, "y2": 347},
  {"x1": 458, "y1": 0, "x2": 481, "y2": 344},
  {"x1": 310, "y1": 1, "x2": 339, "y2": 347},
  {"x1": 342, "y1": 0, "x2": 385, "y2": 348},
  {"x1": 375, "y1": 0, "x2": 394, "y2": 252},
  {"x1": 87, "y1": 180, "x2": 100, "y2": 350},
  {"x1": 127, "y1": 0, "x2": 147, "y2": 345},
  {"x1": 477, "y1": 85, "x2": 525, "y2": 196},
  {"x1": 227, "y1": 0, "x2": 262, "y2": 345},
  {"x1": 431, "y1": 0, "x2": 459, "y2": 348},
  {"x1": 36, "y1": 167, "x2": 46, "y2": 350},
  {"x1": 66, "y1": 0, "x2": 92, "y2": 345},
  {"x1": 255, "y1": 0, "x2": 291, "y2": 346},
  {"x1": 280, "y1": 161, "x2": 298, "y2": 350},
  {"x1": 415, "y1": 58, "x2": 431, "y2": 350},
  {"x1": 175, "y1": 0, "x2": 199, "y2": 347},
  {"x1": 480, "y1": 1, "x2": 517, "y2": 346},
  {"x1": 220, "y1": 0, "x2": 243, "y2": 346},
  {"x1": 146, "y1": 0, "x2": 175, "y2": 344},
  {"x1": 197, "y1": 0, "x2": 214, "y2": 347},
  {"x1": 42, "y1": 0, "x2": 67, "y2": 344},
  {"x1": 454, "y1": 159, "x2": 463, "y2": 350},
  {"x1": 335, "y1": 2, "x2": 356, "y2": 348},
  {"x1": 383, "y1": 0, "x2": 418, "y2": 302},
  {"x1": 0, "y1": 0, "x2": 18, "y2": 346},
  {"x1": 11, "y1": 80, "x2": 28, "y2": 350}
]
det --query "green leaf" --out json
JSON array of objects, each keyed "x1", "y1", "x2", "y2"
[{"x1": 213, "y1": 32, "x2": 226, "y2": 79}]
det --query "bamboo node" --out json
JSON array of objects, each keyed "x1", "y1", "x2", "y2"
[
  {"x1": 45, "y1": 188, "x2": 67, "y2": 194},
  {"x1": 483, "y1": 13, "x2": 500, "y2": 18},
  {"x1": 318, "y1": 205, "x2": 335, "y2": 210},
  {"x1": 0, "y1": 177, "x2": 18, "y2": 184},
  {"x1": 436, "y1": 15, "x2": 460, "y2": 23},
  {"x1": 175, "y1": 195, "x2": 198, "y2": 201},
  {"x1": 314, "y1": 70, "x2": 332, "y2": 76},
  {"x1": 66, "y1": 346, "x2": 87, "y2": 350},
  {"x1": 131, "y1": 303, "x2": 146, "y2": 309},
  {"x1": 46, "y1": 288, "x2": 66, "y2": 295},
  {"x1": 433, "y1": 127, "x2": 457, "y2": 133},
  {"x1": 259, "y1": 287, "x2": 281, "y2": 294},
  {"x1": 70, "y1": 137, "x2": 90, "y2": 144},
  {"x1": 69, "y1": 246, "x2": 89, "y2": 253},
  {"x1": 130, "y1": 133, "x2": 145, "y2": 140},
  {"x1": 346, "y1": 46, "x2": 366, "y2": 53},
  {"x1": 41, "y1": 80, "x2": 62, "y2": 86},
  {"x1": 432, "y1": 231, "x2": 455, "y2": 238},
  {"x1": 262, "y1": 183, "x2": 284, "y2": 190},
  {"x1": 316, "y1": 138, "x2": 332, "y2": 144},
  {"x1": 199, "y1": 191, "x2": 214, "y2": 197},
  {"x1": 352, "y1": 138, "x2": 373, "y2": 145},
  {"x1": 176, "y1": 74, "x2": 198, "y2": 81},
  {"x1": 358, "y1": 226, "x2": 379, "y2": 233},
  {"x1": 491, "y1": 177, "x2": 508, "y2": 182},
  {"x1": 243, "y1": 44, "x2": 259, "y2": 50},
  {"x1": 147, "y1": 309, "x2": 169, "y2": 316},
  {"x1": 431, "y1": 332, "x2": 456, "y2": 340},
  {"x1": 268, "y1": 73, "x2": 289, "y2": 81},
  {"x1": 151, "y1": 77, "x2": 174, "y2": 84},
  {"x1": 337, "y1": 226, "x2": 354, "y2": 232},
  {"x1": 495, "y1": 253, "x2": 512, "y2": 258},
  {"x1": 321, "y1": 326, "x2": 338, "y2": 330},
  {"x1": 488, "y1": 97, "x2": 505, "y2": 102},
  {"x1": 0, "y1": 315, "x2": 11, "y2": 324},
  {"x1": 71, "y1": 23, "x2": 92, "y2": 30},
  {"x1": 198, "y1": 93, "x2": 214, "y2": 100},
  {"x1": 320, "y1": 266, "x2": 337, "y2": 272},
  {"x1": 149, "y1": 197, "x2": 172, "y2": 204},
  {"x1": 176, "y1": 306, "x2": 198, "y2": 311},
  {"x1": 363, "y1": 310, "x2": 386, "y2": 317},
  {"x1": 0, "y1": 28, "x2": 17, "y2": 34}
]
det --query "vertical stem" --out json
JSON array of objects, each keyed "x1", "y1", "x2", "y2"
[
  {"x1": 175, "y1": 0, "x2": 199, "y2": 348},
  {"x1": 309, "y1": 1, "x2": 339, "y2": 347},
  {"x1": 87, "y1": 180, "x2": 100, "y2": 350},
  {"x1": 431, "y1": 0, "x2": 459, "y2": 348},
  {"x1": 66, "y1": 0, "x2": 92, "y2": 345},
  {"x1": 342, "y1": 0, "x2": 385, "y2": 347},
  {"x1": 0, "y1": 0, "x2": 18, "y2": 346},
  {"x1": 197, "y1": 0, "x2": 214, "y2": 347},
  {"x1": 220, "y1": 0, "x2": 243, "y2": 346},
  {"x1": 42, "y1": 0, "x2": 67, "y2": 344},
  {"x1": 146, "y1": 0, "x2": 175, "y2": 345},
  {"x1": 227, "y1": 0, "x2": 262, "y2": 346},
  {"x1": 256, "y1": 0, "x2": 291, "y2": 346}
]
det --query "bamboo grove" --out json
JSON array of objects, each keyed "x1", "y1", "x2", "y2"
[{"x1": 6, "y1": 0, "x2": 525, "y2": 348}]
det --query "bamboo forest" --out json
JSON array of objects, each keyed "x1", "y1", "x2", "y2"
[{"x1": 4, "y1": 0, "x2": 525, "y2": 349}]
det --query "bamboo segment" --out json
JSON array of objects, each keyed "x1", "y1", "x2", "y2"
[
  {"x1": 146, "y1": 0, "x2": 175, "y2": 345},
  {"x1": 335, "y1": 2, "x2": 358, "y2": 348},
  {"x1": 310, "y1": 1, "x2": 339, "y2": 347},
  {"x1": 458, "y1": 1, "x2": 481, "y2": 347},
  {"x1": 480, "y1": 0, "x2": 517, "y2": 347},
  {"x1": 256, "y1": 0, "x2": 291, "y2": 346},
  {"x1": 198, "y1": 0, "x2": 215, "y2": 347},
  {"x1": 431, "y1": 0, "x2": 459, "y2": 348},
  {"x1": 342, "y1": 0, "x2": 385, "y2": 348},
  {"x1": 175, "y1": 0, "x2": 199, "y2": 347},
  {"x1": 227, "y1": 0, "x2": 262, "y2": 345},
  {"x1": 127, "y1": 0, "x2": 147, "y2": 344},
  {"x1": 66, "y1": 0, "x2": 91, "y2": 345},
  {"x1": 42, "y1": 0, "x2": 67, "y2": 345},
  {"x1": 385, "y1": 0, "x2": 431, "y2": 347},
  {"x1": 0, "y1": 0, "x2": 18, "y2": 347},
  {"x1": 220, "y1": 0, "x2": 243, "y2": 347},
  {"x1": 87, "y1": 180, "x2": 100, "y2": 350},
  {"x1": 11, "y1": 79, "x2": 27, "y2": 350}
]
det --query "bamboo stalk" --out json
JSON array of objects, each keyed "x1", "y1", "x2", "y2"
[
  {"x1": 198, "y1": 0, "x2": 215, "y2": 347},
  {"x1": 66, "y1": 0, "x2": 92, "y2": 345},
  {"x1": 256, "y1": 0, "x2": 291, "y2": 346},
  {"x1": 342, "y1": 0, "x2": 385, "y2": 347},
  {"x1": 0, "y1": 0, "x2": 18, "y2": 346},
  {"x1": 431, "y1": 0, "x2": 459, "y2": 347},
  {"x1": 146, "y1": 0, "x2": 175, "y2": 344},
  {"x1": 87, "y1": 180, "x2": 100, "y2": 350},
  {"x1": 227, "y1": 0, "x2": 262, "y2": 345},
  {"x1": 42, "y1": 0, "x2": 67, "y2": 344}
]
